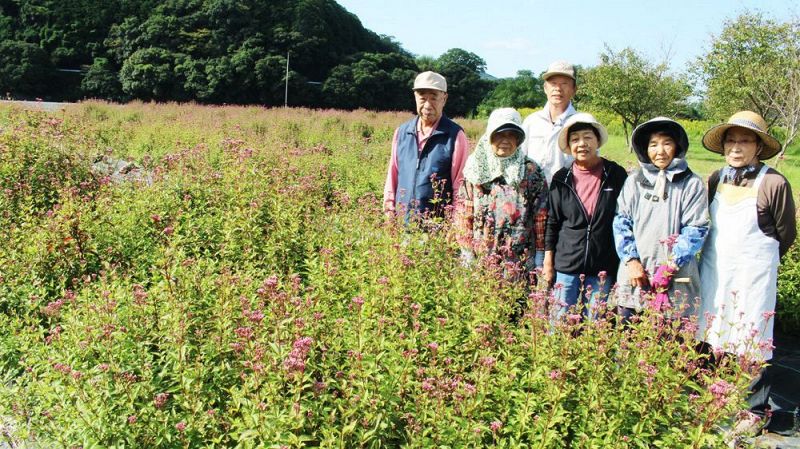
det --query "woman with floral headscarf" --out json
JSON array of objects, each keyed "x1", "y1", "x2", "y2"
[
  {"x1": 456, "y1": 108, "x2": 549, "y2": 278},
  {"x1": 612, "y1": 117, "x2": 708, "y2": 320}
]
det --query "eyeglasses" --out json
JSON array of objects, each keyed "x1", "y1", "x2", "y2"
[{"x1": 723, "y1": 138, "x2": 757, "y2": 147}]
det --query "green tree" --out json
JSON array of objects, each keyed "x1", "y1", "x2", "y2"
[
  {"x1": 415, "y1": 55, "x2": 436, "y2": 72},
  {"x1": 434, "y1": 48, "x2": 493, "y2": 118},
  {"x1": 0, "y1": 40, "x2": 54, "y2": 98},
  {"x1": 81, "y1": 57, "x2": 124, "y2": 100},
  {"x1": 322, "y1": 52, "x2": 417, "y2": 110},
  {"x1": 693, "y1": 12, "x2": 800, "y2": 153},
  {"x1": 118, "y1": 47, "x2": 181, "y2": 100},
  {"x1": 477, "y1": 70, "x2": 545, "y2": 116},
  {"x1": 581, "y1": 46, "x2": 690, "y2": 145}
]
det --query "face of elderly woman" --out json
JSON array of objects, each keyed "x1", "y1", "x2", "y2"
[
  {"x1": 723, "y1": 127, "x2": 761, "y2": 168},
  {"x1": 647, "y1": 132, "x2": 677, "y2": 169},
  {"x1": 568, "y1": 128, "x2": 601, "y2": 168},
  {"x1": 490, "y1": 130, "x2": 520, "y2": 157}
]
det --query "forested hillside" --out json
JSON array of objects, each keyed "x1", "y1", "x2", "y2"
[{"x1": 0, "y1": 0, "x2": 436, "y2": 109}]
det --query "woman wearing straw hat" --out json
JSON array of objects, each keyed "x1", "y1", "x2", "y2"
[
  {"x1": 612, "y1": 117, "x2": 709, "y2": 320},
  {"x1": 457, "y1": 108, "x2": 549, "y2": 279},
  {"x1": 697, "y1": 110, "x2": 796, "y2": 363},
  {"x1": 697, "y1": 110, "x2": 796, "y2": 428},
  {"x1": 543, "y1": 113, "x2": 627, "y2": 320}
]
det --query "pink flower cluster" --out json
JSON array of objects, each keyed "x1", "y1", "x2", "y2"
[
  {"x1": 283, "y1": 336, "x2": 314, "y2": 374},
  {"x1": 708, "y1": 379, "x2": 735, "y2": 407},
  {"x1": 153, "y1": 392, "x2": 170, "y2": 409}
]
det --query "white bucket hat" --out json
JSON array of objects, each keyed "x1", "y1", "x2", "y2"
[
  {"x1": 557, "y1": 112, "x2": 608, "y2": 153},
  {"x1": 486, "y1": 108, "x2": 525, "y2": 144}
]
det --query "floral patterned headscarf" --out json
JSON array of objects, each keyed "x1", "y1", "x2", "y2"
[
  {"x1": 463, "y1": 108, "x2": 527, "y2": 187},
  {"x1": 463, "y1": 135, "x2": 527, "y2": 187}
]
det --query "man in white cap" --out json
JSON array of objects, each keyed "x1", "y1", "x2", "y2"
[
  {"x1": 383, "y1": 71, "x2": 469, "y2": 218},
  {"x1": 521, "y1": 60, "x2": 578, "y2": 183}
]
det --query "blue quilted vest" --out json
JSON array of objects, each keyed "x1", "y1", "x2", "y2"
[{"x1": 395, "y1": 116, "x2": 463, "y2": 216}]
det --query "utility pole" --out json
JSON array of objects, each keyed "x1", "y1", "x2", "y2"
[{"x1": 284, "y1": 51, "x2": 290, "y2": 108}]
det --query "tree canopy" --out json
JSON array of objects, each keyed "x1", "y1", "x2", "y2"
[
  {"x1": 0, "y1": 0, "x2": 416, "y2": 109},
  {"x1": 477, "y1": 70, "x2": 545, "y2": 116},
  {"x1": 581, "y1": 46, "x2": 690, "y2": 144},
  {"x1": 693, "y1": 12, "x2": 800, "y2": 151}
]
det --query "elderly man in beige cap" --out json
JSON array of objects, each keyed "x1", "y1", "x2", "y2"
[
  {"x1": 521, "y1": 60, "x2": 578, "y2": 183},
  {"x1": 383, "y1": 71, "x2": 469, "y2": 218}
]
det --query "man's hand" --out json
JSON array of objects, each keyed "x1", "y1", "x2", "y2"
[{"x1": 626, "y1": 259, "x2": 649, "y2": 289}]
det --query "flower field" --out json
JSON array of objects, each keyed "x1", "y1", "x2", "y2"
[{"x1": 0, "y1": 102, "x2": 778, "y2": 448}]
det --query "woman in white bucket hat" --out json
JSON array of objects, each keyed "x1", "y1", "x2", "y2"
[
  {"x1": 457, "y1": 108, "x2": 549, "y2": 281},
  {"x1": 543, "y1": 113, "x2": 628, "y2": 320}
]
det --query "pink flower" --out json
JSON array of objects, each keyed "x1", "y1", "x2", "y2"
[
  {"x1": 709, "y1": 379, "x2": 735, "y2": 406},
  {"x1": 175, "y1": 421, "x2": 186, "y2": 432},
  {"x1": 350, "y1": 296, "x2": 365, "y2": 310},
  {"x1": 427, "y1": 342, "x2": 439, "y2": 352},
  {"x1": 234, "y1": 327, "x2": 254, "y2": 340},
  {"x1": 659, "y1": 234, "x2": 679, "y2": 253},
  {"x1": 549, "y1": 370, "x2": 563, "y2": 380},
  {"x1": 490, "y1": 420, "x2": 503, "y2": 432},
  {"x1": 153, "y1": 392, "x2": 170, "y2": 409},
  {"x1": 283, "y1": 337, "x2": 314, "y2": 374},
  {"x1": 127, "y1": 415, "x2": 137, "y2": 424},
  {"x1": 463, "y1": 383, "x2": 476, "y2": 396},
  {"x1": 648, "y1": 292, "x2": 671, "y2": 312}
]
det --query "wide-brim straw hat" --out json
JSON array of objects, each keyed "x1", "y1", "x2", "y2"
[
  {"x1": 486, "y1": 107, "x2": 525, "y2": 144},
  {"x1": 701, "y1": 110, "x2": 782, "y2": 160},
  {"x1": 631, "y1": 117, "x2": 689, "y2": 164},
  {"x1": 557, "y1": 112, "x2": 608, "y2": 153}
]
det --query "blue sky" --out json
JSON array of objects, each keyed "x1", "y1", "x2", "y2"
[{"x1": 336, "y1": 0, "x2": 798, "y2": 78}]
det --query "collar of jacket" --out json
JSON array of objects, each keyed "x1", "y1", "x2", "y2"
[
  {"x1": 552, "y1": 159, "x2": 610, "y2": 186},
  {"x1": 634, "y1": 167, "x2": 693, "y2": 187}
]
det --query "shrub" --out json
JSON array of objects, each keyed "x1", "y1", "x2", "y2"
[{"x1": 0, "y1": 103, "x2": 767, "y2": 448}]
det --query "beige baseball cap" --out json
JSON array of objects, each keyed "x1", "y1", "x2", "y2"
[
  {"x1": 542, "y1": 60, "x2": 575, "y2": 81},
  {"x1": 413, "y1": 71, "x2": 447, "y2": 92}
]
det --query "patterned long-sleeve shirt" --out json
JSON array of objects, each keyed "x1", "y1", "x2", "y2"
[{"x1": 457, "y1": 162, "x2": 549, "y2": 262}]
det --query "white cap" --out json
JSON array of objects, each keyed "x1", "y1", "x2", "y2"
[
  {"x1": 486, "y1": 108, "x2": 525, "y2": 144},
  {"x1": 542, "y1": 60, "x2": 575, "y2": 81},
  {"x1": 557, "y1": 112, "x2": 608, "y2": 153},
  {"x1": 413, "y1": 71, "x2": 447, "y2": 92}
]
